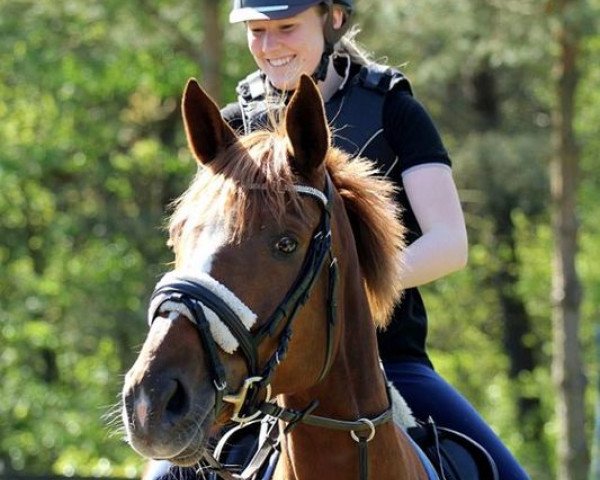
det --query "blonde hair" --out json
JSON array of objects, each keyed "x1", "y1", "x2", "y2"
[
  {"x1": 316, "y1": 3, "x2": 372, "y2": 66},
  {"x1": 334, "y1": 25, "x2": 373, "y2": 66}
]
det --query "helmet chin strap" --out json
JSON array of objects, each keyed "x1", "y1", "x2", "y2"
[
  {"x1": 312, "y1": 44, "x2": 333, "y2": 83},
  {"x1": 312, "y1": 4, "x2": 351, "y2": 83}
]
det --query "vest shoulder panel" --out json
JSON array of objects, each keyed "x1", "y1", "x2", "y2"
[{"x1": 236, "y1": 63, "x2": 412, "y2": 172}]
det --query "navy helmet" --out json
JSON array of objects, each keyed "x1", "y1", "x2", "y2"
[{"x1": 229, "y1": 0, "x2": 353, "y2": 24}]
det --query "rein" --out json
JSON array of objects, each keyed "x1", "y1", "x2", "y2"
[{"x1": 147, "y1": 174, "x2": 393, "y2": 480}]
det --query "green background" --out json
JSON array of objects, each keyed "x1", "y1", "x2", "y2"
[{"x1": 1, "y1": 0, "x2": 599, "y2": 478}]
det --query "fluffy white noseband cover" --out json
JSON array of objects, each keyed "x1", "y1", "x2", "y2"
[{"x1": 148, "y1": 271, "x2": 258, "y2": 354}]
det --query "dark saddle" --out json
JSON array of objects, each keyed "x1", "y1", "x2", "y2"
[{"x1": 407, "y1": 419, "x2": 499, "y2": 480}]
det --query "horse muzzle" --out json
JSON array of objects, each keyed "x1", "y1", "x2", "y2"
[{"x1": 122, "y1": 352, "x2": 216, "y2": 464}]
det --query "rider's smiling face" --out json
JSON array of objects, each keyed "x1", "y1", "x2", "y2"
[{"x1": 246, "y1": 7, "x2": 325, "y2": 91}]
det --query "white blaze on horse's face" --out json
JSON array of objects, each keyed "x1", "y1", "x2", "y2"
[
  {"x1": 181, "y1": 223, "x2": 228, "y2": 274},
  {"x1": 135, "y1": 387, "x2": 152, "y2": 429}
]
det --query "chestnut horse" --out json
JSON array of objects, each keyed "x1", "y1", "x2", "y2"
[{"x1": 122, "y1": 75, "x2": 429, "y2": 480}]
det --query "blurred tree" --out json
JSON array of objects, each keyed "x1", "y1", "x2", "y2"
[
  {"x1": 590, "y1": 329, "x2": 600, "y2": 479},
  {"x1": 201, "y1": 0, "x2": 225, "y2": 100},
  {"x1": 548, "y1": 0, "x2": 590, "y2": 478}
]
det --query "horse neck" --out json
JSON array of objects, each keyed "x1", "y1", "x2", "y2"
[
  {"x1": 275, "y1": 244, "x2": 426, "y2": 479},
  {"x1": 311, "y1": 280, "x2": 389, "y2": 416},
  {"x1": 283, "y1": 206, "x2": 388, "y2": 416}
]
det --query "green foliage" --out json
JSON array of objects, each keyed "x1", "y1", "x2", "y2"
[
  {"x1": 1, "y1": 0, "x2": 599, "y2": 478},
  {"x1": 0, "y1": 1, "x2": 206, "y2": 476}
]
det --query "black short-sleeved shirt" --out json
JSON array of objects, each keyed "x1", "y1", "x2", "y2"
[{"x1": 222, "y1": 64, "x2": 451, "y2": 367}]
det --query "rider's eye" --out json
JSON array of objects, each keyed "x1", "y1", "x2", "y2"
[{"x1": 275, "y1": 236, "x2": 298, "y2": 254}]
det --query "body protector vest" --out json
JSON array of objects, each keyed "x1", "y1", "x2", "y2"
[{"x1": 235, "y1": 63, "x2": 413, "y2": 174}]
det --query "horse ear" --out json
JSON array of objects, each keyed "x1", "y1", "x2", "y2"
[
  {"x1": 182, "y1": 78, "x2": 237, "y2": 165},
  {"x1": 285, "y1": 75, "x2": 330, "y2": 176}
]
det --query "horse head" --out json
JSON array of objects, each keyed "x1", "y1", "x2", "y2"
[{"x1": 121, "y1": 76, "x2": 413, "y2": 478}]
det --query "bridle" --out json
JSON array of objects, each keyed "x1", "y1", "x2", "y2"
[
  {"x1": 149, "y1": 175, "x2": 337, "y2": 421},
  {"x1": 147, "y1": 174, "x2": 394, "y2": 480}
]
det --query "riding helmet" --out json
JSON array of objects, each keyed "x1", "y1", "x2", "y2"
[{"x1": 229, "y1": 0, "x2": 353, "y2": 23}]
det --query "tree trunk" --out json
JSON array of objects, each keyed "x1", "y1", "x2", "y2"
[
  {"x1": 200, "y1": 0, "x2": 223, "y2": 102},
  {"x1": 590, "y1": 329, "x2": 600, "y2": 479},
  {"x1": 549, "y1": 1, "x2": 588, "y2": 478}
]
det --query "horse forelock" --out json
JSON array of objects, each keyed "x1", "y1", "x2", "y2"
[{"x1": 168, "y1": 130, "x2": 310, "y2": 266}]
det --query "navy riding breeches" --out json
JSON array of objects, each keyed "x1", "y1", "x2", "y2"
[{"x1": 383, "y1": 361, "x2": 531, "y2": 480}]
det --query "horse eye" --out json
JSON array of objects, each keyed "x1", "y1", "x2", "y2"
[{"x1": 275, "y1": 236, "x2": 298, "y2": 254}]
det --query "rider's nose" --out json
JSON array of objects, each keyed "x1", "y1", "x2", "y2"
[{"x1": 261, "y1": 31, "x2": 278, "y2": 52}]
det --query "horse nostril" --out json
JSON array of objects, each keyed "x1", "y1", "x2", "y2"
[{"x1": 166, "y1": 379, "x2": 189, "y2": 418}]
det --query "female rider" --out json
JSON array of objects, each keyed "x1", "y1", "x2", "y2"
[{"x1": 219, "y1": 1, "x2": 530, "y2": 479}]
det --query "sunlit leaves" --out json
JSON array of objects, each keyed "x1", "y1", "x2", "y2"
[
  {"x1": 1, "y1": 0, "x2": 599, "y2": 477},
  {"x1": 0, "y1": 0, "x2": 199, "y2": 476}
]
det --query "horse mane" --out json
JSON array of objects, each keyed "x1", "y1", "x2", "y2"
[
  {"x1": 168, "y1": 125, "x2": 405, "y2": 328},
  {"x1": 325, "y1": 149, "x2": 406, "y2": 327}
]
